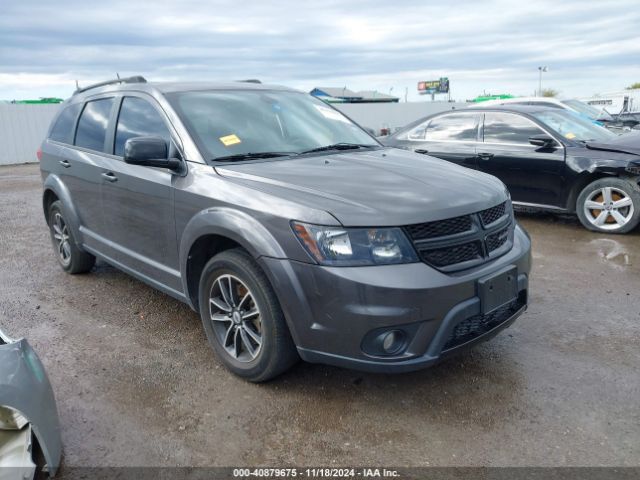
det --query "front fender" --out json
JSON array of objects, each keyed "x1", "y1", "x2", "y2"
[
  {"x1": 179, "y1": 208, "x2": 288, "y2": 303},
  {"x1": 42, "y1": 174, "x2": 83, "y2": 248},
  {"x1": 0, "y1": 329, "x2": 61, "y2": 476},
  {"x1": 568, "y1": 150, "x2": 639, "y2": 176}
]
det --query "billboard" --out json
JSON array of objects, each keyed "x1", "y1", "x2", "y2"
[{"x1": 418, "y1": 78, "x2": 449, "y2": 94}]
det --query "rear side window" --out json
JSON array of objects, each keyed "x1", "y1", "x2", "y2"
[
  {"x1": 114, "y1": 97, "x2": 170, "y2": 157},
  {"x1": 49, "y1": 103, "x2": 81, "y2": 144},
  {"x1": 74, "y1": 98, "x2": 114, "y2": 152},
  {"x1": 425, "y1": 113, "x2": 478, "y2": 141},
  {"x1": 483, "y1": 112, "x2": 544, "y2": 145}
]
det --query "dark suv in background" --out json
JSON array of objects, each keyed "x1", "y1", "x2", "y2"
[{"x1": 40, "y1": 76, "x2": 531, "y2": 381}]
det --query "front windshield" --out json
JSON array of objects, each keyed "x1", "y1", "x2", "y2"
[
  {"x1": 562, "y1": 99, "x2": 612, "y2": 121},
  {"x1": 532, "y1": 110, "x2": 617, "y2": 143},
  {"x1": 167, "y1": 90, "x2": 378, "y2": 161}
]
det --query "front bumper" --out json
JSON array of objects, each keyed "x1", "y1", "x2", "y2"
[
  {"x1": 260, "y1": 224, "x2": 531, "y2": 373},
  {"x1": 0, "y1": 328, "x2": 61, "y2": 476}
]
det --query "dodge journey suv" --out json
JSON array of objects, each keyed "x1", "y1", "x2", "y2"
[{"x1": 40, "y1": 76, "x2": 531, "y2": 381}]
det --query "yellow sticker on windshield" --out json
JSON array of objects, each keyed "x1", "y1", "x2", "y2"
[
  {"x1": 219, "y1": 134, "x2": 241, "y2": 146},
  {"x1": 565, "y1": 132, "x2": 576, "y2": 139}
]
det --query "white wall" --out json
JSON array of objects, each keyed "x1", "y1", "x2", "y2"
[
  {"x1": 334, "y1": 101, "x2": 468, "y2": 133},
  {"x1": 0, "y1": 104, "x2": 60, "y2": 165}
]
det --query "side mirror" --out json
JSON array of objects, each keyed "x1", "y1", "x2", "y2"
[
  {"x1": 124, "y1": 136, "x2": 180, "y2": 169},
  {"x1": 529, "y1": 134, "x2": 557, "y2": 148}
]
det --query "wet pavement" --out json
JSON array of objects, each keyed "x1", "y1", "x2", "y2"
[{"x1": 0, "y1": 163, "x2": 638, "y2": 469}]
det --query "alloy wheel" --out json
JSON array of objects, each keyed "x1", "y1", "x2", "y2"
[
  {"x1": 208, "y1": 274, "x2": 262, "y2": 362},
  {"x1": 52, "y1": 212, "x2": 72, "y2": 266},
  {"x1": 583, "y1": 186, "x2": 634, "y2": 231}
]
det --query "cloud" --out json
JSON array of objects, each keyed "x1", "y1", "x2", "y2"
[{"x1": 1, "y1": 0, "x2": 639, "y2": 101}]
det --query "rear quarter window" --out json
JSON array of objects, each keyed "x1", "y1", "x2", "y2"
[{"x1": 49, "y1": 103, "x2": 82, "y2": 144}]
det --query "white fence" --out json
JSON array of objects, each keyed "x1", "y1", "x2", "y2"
[{"x1": 0, "y1": 104, "x2": 60, "y2": 165}]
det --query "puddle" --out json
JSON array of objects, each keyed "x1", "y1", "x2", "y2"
[{"x1": 588, "y1": 238, "x2": 632, "y2": 269}]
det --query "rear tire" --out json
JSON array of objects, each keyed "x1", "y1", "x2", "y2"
[
  {"x1": 576, "y1": 178, "x2": 640, "y2": 234},
  {"x1": 198, "y1": 248, "x2": 298, "y2": 382},
  {"x1": 48, "y1": 200, "x2": 95, "y2": 273}
]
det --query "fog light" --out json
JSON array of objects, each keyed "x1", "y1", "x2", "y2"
[{"x1": 381, "y1": 330, "x2": 404, "y2": 354}]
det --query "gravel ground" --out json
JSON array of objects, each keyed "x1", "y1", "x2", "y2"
[{"x1": 0, "y1": 163, "x2": 638, "y2": 471}]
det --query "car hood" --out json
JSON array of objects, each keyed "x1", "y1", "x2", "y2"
[
  {"x1": 215, "y1": 148, "x2": 508, "y2": 226},
  {"x1": 586, "y1": 131, "x2": 640, "y2": 157}
]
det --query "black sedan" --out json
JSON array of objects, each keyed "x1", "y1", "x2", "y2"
[{"x1": 383, "y1": 105, "x2": 640, "y2": 233}]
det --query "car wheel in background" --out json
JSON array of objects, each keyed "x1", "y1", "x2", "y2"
[
  {"x1": 576, "y1": 178, "x2": 640, "y2": 233},
  {"x1": 47, "y1": 200, "x2": 95, "y2": 273},
  {"x1": 198, "y1": 248, "x2": 298, "y2": 382}
]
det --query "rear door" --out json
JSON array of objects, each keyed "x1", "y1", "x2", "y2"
[
  {"x1": 98, "y1": 94, "x2": 183, "y2": 293},
  {"x1": 401, "y1": 112, "x2": 480, "y2": 169},
  {"x1": 55, "y1": 97, "x2": 116, "y2": 248},
  {"x1": 477, "y1": 111, "x2": 566, "y2": 207}
]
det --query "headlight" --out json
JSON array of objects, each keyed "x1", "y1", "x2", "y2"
[
  {"x1": 292, "y1": 222, "x2": 419, "y2": 266},
  {"x1": 626, "y1": 162, "x2": 640, "y2": 175}
]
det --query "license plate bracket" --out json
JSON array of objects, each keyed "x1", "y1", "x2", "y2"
[{"x1": 478, "y1": 265, "x2": 518, "y2": 314}]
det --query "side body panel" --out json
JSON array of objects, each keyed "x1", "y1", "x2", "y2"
[{"x1": 476, "y1": 142, "x2": 566, "y2": 207}]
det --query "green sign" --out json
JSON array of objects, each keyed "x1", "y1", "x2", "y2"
[{"x1": 14, "y1": 98, "x2": 64, "y2": 104}]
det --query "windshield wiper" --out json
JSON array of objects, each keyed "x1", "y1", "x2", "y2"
[
  {"x1": 213, "y1": 151, "x2": 297, "y2": 162},
  {"x1": 299, "y1": 143, "x2": 378, "y2": 155}
]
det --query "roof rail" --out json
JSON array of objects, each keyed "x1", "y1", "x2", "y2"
[
  {"x1": 237, "y1": 79, "x2": 262, "y2": 84},
  {"x1": 74, "y1": 76, "x2": 147, "y2": 95}
]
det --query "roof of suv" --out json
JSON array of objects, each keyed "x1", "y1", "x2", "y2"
[
  {"x1": 70, "y1": 78, "x2": 297, "y2": 102},
  {"x1": 152, "y1": 81, "x2": 295, "y2": 94}
]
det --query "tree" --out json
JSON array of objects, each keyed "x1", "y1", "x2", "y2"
[
  {"x1": 626, "y1": 83, "x2": 640, "y2": 90},
  {"x1": 541, "y1": 88, "x2": 559, "y2": 97}
]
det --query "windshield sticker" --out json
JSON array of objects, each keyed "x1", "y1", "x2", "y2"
[
  {"x1": 565, "y1": 132, "x2": 576, "y2": 139},
  {"x1": 219, "y1": 134, "x2": 241, "y2": 146},
  {"x1": 313, "y1": 104, "x2": 350, "y2": 123}
]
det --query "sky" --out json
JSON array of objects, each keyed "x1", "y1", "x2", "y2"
[{"x1": 2, "y1": 0, "x2": 640, "y2": 102}]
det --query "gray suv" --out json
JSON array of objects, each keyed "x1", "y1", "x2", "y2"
[{"x1": 40, "y1": 76, "x2": 531, "y2": 381}]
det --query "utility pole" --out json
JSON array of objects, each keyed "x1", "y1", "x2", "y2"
[{"x1": 538, "y1": 66, "x2": 548, "y2": 96}]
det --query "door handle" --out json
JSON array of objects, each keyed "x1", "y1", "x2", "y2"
[
  {"x1": 477, "y1": 152, "x2": 494, "y2": 160},
  {"x1": 414, "y1": 149, "x2": 429, "y2": 154},
  {"x1": 101, "y1": 172, "x2": 118, "y2": 182},
  {"x1": 59, "y1": 160, "x2": 71, "y2": 168}
]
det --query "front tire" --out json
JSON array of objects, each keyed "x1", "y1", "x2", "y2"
[
  {"x1": 48, "y1": 200, "x2": 95, "y2": 273},
  {"x1": 576, "y1": 178, "x2": 640, "y2": 234},
  {"x1": 198, "y1": 248, "x2": 298, "y2": 382}
]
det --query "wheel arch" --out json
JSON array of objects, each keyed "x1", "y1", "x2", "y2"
[
  {"x1": 42, "y1": 174, "x2": 83, "y2": 246},
  {"x1": 565, "y1": 171, "x2": 615, "y2": 212},
  {"x1": 179, "y1": 208, "x2": 287, "y2": 311}
]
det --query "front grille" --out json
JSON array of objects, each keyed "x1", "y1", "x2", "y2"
[
  {"x1": 405, "y1": 215, "x2": 472, "y2": 240},
  {"x1": 442, "y1": 292, "x2": 526, "y2": 351},
  {"x1": 479, "y1": 202, "x2": 507, "y2": 226},
  {"x1": 404, "y1": 200, "x2": 513, "y2": 271},
  {"x1": 486, "y1": 226, "x2": 510, "y2": 252},
  {"x1": 420, "y1": 241, "x2": 482, "y2": 267}
]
